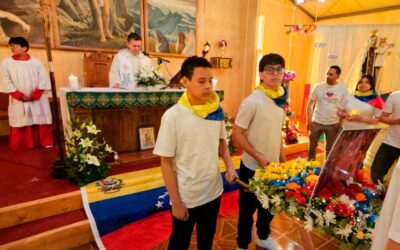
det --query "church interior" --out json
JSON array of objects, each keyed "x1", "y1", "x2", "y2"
[{"x1": 0, "y1": 0, "x2": 399, "y2": 249}]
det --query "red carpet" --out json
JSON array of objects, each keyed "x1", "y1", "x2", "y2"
[
  {"x1": 0, "y1": 136, "x2": 78, "y2": 207},
  {"x1": 0, "y1": 136, "x2": 161, "y2": 207},
  {"x1": 101, "y1": 190, "x2": 240, "y2": 250}
]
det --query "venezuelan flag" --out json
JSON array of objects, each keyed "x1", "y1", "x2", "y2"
[{"x1": 81, "y1": 156, "x2": 241, "y2": 249}]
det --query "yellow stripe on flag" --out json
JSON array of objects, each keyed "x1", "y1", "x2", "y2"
[{"x1": 84, "y1": 156, "x2": 241, "y2": 203}]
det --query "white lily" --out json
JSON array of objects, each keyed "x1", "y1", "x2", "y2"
[
  {"x1": 85, "y1": 154, "x2": 100, "y2": 166},
  {"x1": 105, "y1": 144, "x2": 113, "y2": 153},
  {"x1": 87, "y1": 124, "x2": 101, "y2": 134},
  {"x1": 79, "y1": 138, "x2": 93, "y2": 148},
  {"x1": 73, "y1": 129, "x2": 82, "y2": 138}
]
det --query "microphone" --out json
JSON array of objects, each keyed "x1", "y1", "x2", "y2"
[
  {"x1": 142, "y1": 50, "x2": 150, "y2": 57},
  {"x1": 157, "y1": 57, "x2": 170, "y2": 64}
]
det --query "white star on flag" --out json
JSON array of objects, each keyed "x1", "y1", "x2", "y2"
[{"x1": 155, "y1": 200, "x2": 164, "y2": 209}]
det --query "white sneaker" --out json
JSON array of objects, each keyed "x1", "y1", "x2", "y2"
[{"x1": 256, "y1": 236, "x2": 280, "y2": 250}]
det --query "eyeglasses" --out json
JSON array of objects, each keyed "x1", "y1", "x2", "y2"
[{"x1": 263, "y1": 66, "x2": 284, "y2": 75}]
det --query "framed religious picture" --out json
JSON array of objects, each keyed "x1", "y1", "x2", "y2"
[
  {"x1": 0, "y1": 0, "x2": 49, "y2": 47},
  {"x1": 53, "y1": 0, "x2": 144, "y2": 51},
  {"x1": 138, "y1": 126, "x2": 155, "y2": 150},
  {"x1": 144, "y1": 0, "x2": 196, "y2": 57}
]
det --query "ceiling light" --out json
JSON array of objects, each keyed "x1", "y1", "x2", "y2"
[{"x1": 296, "y1": 0, "x2": 304, "y2": 3}]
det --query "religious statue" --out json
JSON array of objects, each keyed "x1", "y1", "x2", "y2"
[
  {"x1": 361, "y1": 33, "x2": 378, "y2": 76},
  {"x1": 373, "y1": 37, "x2": 390, "y2": 83}
]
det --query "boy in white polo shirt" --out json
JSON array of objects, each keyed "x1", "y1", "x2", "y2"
[
  {"x1": 233, "y1": 53, "x2": 287, "y2": 250},
  {"x1": 153, "y1": 56, "x2": 238, "y2": 250},
  {"x1": 370, "y1": 90, "x2": 400, "y2": 184}
]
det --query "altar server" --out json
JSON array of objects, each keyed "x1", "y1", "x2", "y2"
[
  {"x1": 154, "y1": 56, "x2": 237, "y2": 250},
  {"x1": 1, "y1": 37, "x2": 53, "y2": 150},
  {"x1": 109, "y1": 32, "x2": 153, "y2": 89}
]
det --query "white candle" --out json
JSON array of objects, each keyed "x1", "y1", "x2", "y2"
[
  {"x1": 212, "y1": 78, "x2": 218, "y2": 89},
  {"x1": 69, "y1": 74, "x2": 79, "y2": 90}
]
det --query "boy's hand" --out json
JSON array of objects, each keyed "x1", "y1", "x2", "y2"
[
  {"x1": 172, "y1": 202, "x2": 189, "y2": 221},
  {"x1": 225, "y1": 168, "x2": 238, "y2": 184},
  {"x1": 256, "y1": 152, "x2": 270, "y2": 167}
]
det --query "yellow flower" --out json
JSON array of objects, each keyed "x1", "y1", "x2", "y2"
[
  {"x1": 268, "y1": 173, "x2": 280, "y2": 180},
  {"x1": 288, "y1": 169, "x2": 299, "y2": 176},
  {"x1": 356, "y1": 231, "x2": 364, "y2": 239},
  {"x1": 306, "y1": 174, "x2": 318, "y2": 183},
  {"x1": 310, "y1": 160, "x2": 321, "y2": 168}
]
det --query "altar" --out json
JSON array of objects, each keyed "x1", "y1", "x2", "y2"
[{"x1": 59, "y1": 88, "x2": 224, "y2": 152}]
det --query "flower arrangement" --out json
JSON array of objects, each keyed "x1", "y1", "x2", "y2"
[
  {"x1": 249, "y1": 160, "x2": 384, "y2": 249},
  {"x1": 283, "y1": 123, "x2": 300, "y2": 145},
  {"x1": 65, "y1": 120, "x2": 114, "y2": 187},
  {"x1": 135, "y1": 65, "x2": 167, "y2": 88}
]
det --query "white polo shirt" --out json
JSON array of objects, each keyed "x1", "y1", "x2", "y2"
[
  {"x1": 235, "y1": 90, "x2": 285, "y2": 170},
  {"x1": 153, "y1": 104, "x2": 226, "y2": 208},
  {"x1": 382, "y1": 91, "x2": 400, "y2": 149}
]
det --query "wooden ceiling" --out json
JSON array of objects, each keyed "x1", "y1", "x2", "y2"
[{"x1": 289, "y1": 0, "x2": 400, "y2": 20}]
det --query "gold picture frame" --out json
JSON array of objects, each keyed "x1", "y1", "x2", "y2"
[{"x1": 138, "y1": 126, "x2": 155, "y2": 150}]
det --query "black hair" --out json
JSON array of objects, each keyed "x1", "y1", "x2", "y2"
[
  {"x1": 330, "y1": 65, "x2": 341, "y2": 75},
  {"x1": 180, "y1": 56, "x2": 211, "y2": 80},
  {"x1": 258, "y1": 53, "x2": 285, "y2": 72},
  {"x1": 127, "y1": 32, "x2": 142, "y2": 42},
  {"x1": 8, "y1": 37, "x2": 29, "y2": 52},
  {"x1": 356, "y1": 74, "x2": 376, "y2": 92}
]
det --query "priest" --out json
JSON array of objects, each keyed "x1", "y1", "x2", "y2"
[
  {"x1": 108, "y1": 32, "x2": 153, "y2": 89},
  {"x1": 1, "y1": 37, "x2": 53, "y2": 150}
]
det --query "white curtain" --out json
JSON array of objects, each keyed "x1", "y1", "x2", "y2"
[{"x1": 310, "y1": 24, "x2": 400, "y2": 94}]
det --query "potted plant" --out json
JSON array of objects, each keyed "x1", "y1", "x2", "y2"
[{"x1": 64, "y1": 120, "x2": 114, "y2": 186}]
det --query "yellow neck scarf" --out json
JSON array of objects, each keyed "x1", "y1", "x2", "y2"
[
  {"x1": 255, "y1": 84, "x2": 285, "y2": 99},
  {"x1": 355, "y1": 90, "x2": 374, "y2": 96},
  {"x1": 178, "y1": 91, "x2": 220, "y2": 118}
]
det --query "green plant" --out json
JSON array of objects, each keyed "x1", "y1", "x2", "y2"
[{"x1": 65, "y1": 120, "x2": 114, "y2": 187}]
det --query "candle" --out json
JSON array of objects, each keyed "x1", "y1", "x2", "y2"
[
  {"x1": 69, "y1": 74, "x2": 79, "y2": 90},
  {"x1": 212, "y1": 78, "x2": 218, "y2": 89}
]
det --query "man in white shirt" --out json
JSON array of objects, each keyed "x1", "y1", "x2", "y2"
[
  {"x1": 108, "y1": 32, "x2": 152, "y2": 89},
  {"x1": 370, "y1": 90, "x2": 400, "y2": 184},
  {"x1": 306, "y1": 65, "x2": 348, "y2": 160}
]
